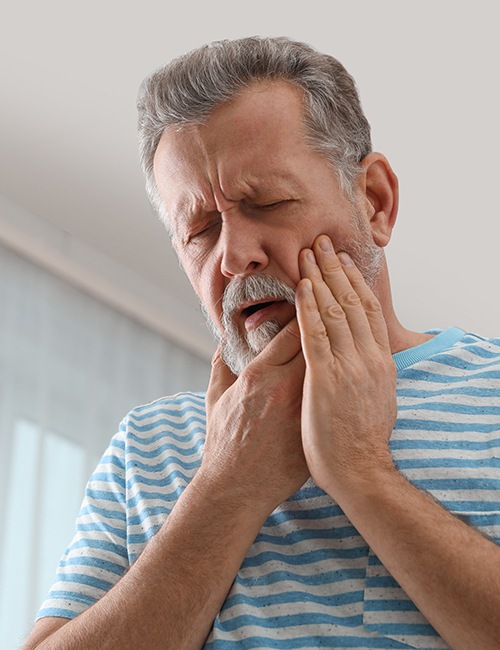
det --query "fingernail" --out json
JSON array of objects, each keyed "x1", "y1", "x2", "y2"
[
  {"x1": 307, "y1": 250, "x2": 317, "y2": 264},
  {"x1": 338, "y1": 252, "x2": 353, "y2": 266},
  {"x1": 319, "y1": 236, "x2": 333, "y2": 252}
]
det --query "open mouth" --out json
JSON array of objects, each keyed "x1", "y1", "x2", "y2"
[
  {"x1": 242, "y1": 301, "x2": 276, "y2": 318},
  {"x1": 240, "y1": 299, "x2": 294, "y2": 332}
]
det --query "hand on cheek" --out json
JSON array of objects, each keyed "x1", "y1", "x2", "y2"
[{"x1": 295, "y1": 235, "x2": 398, "y2": 500}]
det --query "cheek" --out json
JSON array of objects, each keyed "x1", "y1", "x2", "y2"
[{"x1": 184, "y1": 256, "x2": 225, "y2": 322}]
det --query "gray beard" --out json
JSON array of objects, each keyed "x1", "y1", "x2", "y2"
[
  {"x1": 202, "y1": 217, "x2": 383, "y2": 376},
  {"x1": 202, "y1": 274, "x2": 296, "y2": 376}
]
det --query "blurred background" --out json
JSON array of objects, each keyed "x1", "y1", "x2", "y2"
[{"x1": 1, "y1": 1, "x2": 498, "y2": 647}]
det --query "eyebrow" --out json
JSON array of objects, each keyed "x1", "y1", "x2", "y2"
[{"x1": 174, "y1": 172, "x2": 302, "y2": 223}]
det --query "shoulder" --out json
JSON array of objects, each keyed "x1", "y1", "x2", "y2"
[
  {"x1": 119, "y1": 391, "x2": 207, "y2": 448},
  {"x1": 125, "y1": 391, "x2": 207, "y2": 422},
  {"x1": 447, "y1": 331, "x2": 500, "y2": 363}
]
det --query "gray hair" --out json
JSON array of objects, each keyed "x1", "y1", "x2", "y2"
[{"x1": 137, "y1": 36, "x2": 372, "y2": 228}]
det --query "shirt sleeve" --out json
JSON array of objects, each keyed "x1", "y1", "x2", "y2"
[{"x1": 36, "y1": 421, "x2": 129, "y2": 620}]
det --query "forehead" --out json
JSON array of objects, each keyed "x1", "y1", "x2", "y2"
[
  {"x1": 154, "y1": 82, "x2": 305, "y2": 176},
  {"x1": 153, "y1": 81, "x2": 315, "y2": 203}
]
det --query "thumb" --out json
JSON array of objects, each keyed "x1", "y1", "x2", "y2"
[
  {"x1": 254, "y1": 317, "x2": 302, "y2": 368},
  {"x1": 205, "y1": 348, "x2": 237, "y2": 411}
]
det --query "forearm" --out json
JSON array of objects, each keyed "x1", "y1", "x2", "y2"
[
  {"x1": 335, "y1": 466, "x2": 500, "y2": 650},
  {"x1": 26, "y1": 474, "x2": 268, "y2": 650}
]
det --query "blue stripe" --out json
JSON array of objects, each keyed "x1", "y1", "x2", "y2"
[
  {"x1": 395, "y1": 419, "x2": 500, "y2": 434},
  {"x1": 95, "y1": 455, "x2": 125, "y2": 471},
  {"x1": 234, "y1": 568, "x2": 367, "y2": 588},
  {"x1": 55, "y1": 572, "x2": 113, "y2": 592},
  {"x1": 223, "y1": 589, "x2": 364, "y2": 610},
  {"x1": 205, "y1": 637, "x2": 420, "y2": 649},
  {"x1": 124, "y1": 446, "x2": 204, "y2": 465},
  {"x1": 264, "y1": 505, "x2": 346, "y2": 526},
  {"x1": 243, "y1": 547, "x2": 369, "y2": 568},
  {"x1": 215, "y1": 612, "x2": 363, "y2": 631},
  {"x1": 128, "y1": 526, "x2": 161, "y2": 544},
  {"x1": 79, "y1": 503, "x2": 126, "y2": 522},
  {"x1": 128, "y1": 403, "x2": 206, "y2": 422},
  {"x1": 76, "y1": 522, "x2": 126, "y2": 539},
  {"x1": 85, "y1": 488, "x2": 127, "y2": 504},
  {"x1": 256, "y1": 525, "x2": 360, "y2": 546},
  {"x1": 131, "y1": 393, "x2": 205, "y2": 414},
  {"x1": 89, "y1": 472, "x2": 126, "y2": 488},
  {"x1": 364, "y1": 622, "x2": 438, "y2": 636},
  {"x1": 391, "y1": 437, "x2": 500, "y2": 450},
  {"x1": 127, "y1": 507, "x2": 172, "y2": 525},
  {"x1": 364, "y1": 599, "x2": 419, "y2": 612},
  {"x1": 126, "y1": 416, "x2": 206, "y2": 433},
  {"x1": 411, "y1": 477, "x2": 500, "y2": 491},
  {"x1": 37, "y1": 608, "x2": 80, "y2": 620},
  {"x1": 45, "y1": 590, "x2": 96, "y2": 606},
  {"x1": 68, "y1": 538, "x2": 128, "y2": 558},
  {"x1": 399, "y1": 369, "x2": 500, "y2": 383},
  {"x1": 398, "y1": 402, "x2": 500, "y2": 415},
  {"x1": 58, "y1": 555, "x2": 126, "y2": 575},
  {"x1": 397, "y1": 386, "x2": 500, "y2": 398},
  {"x1": 364, "y1": 576, "x2": 400, "y2": 589},
  {"x1": 288, "y1": 485, "x2": 329, "y2": 501},
  {"x1": 396, "y1": 457, "x2": 500, "y2": 470},
  {"x1": 441, "y1": 499, "x2": 500, "y2": 510},
  {"x1": 127, "y1": 429, "x2": 205, "y2": 449}
]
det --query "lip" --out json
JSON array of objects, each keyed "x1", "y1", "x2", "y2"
[{"x1": 240, "y1": 299, "x2": 294, "y2": 332}]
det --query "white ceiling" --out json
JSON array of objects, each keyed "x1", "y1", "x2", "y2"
[{"x1": 1, "y1": 0, "x2": 499, "y2": 352}]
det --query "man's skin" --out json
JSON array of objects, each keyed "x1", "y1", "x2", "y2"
[{"x1": 24, "y1": 81, "x2": 500, "y2": 649}]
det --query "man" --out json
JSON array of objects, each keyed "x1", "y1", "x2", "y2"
[{"x1": 25, "y1": 36, "x2": 500, "y2": 649}]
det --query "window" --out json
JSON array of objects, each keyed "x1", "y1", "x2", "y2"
[{"x1": 0, "y1": 244, "x2": 210, "y2": 647}]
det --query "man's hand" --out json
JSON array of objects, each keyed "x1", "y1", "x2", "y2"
[
  {"x1": 200, "y1": 316, "x2": 309, "y2": 515},
  {"x1": 295, "y1": 234, "x2": 397, "y2": 499}
]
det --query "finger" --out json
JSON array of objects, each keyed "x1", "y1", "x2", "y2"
[
  {"x1": 336, "y1": 251, "x2": 391, "y2": 352},
  {"x1": 205, "y1": 348, "x2": 237, "y2": 411},
  {"x1": 299, "y1": 247, "x2": 367, "y2": 354},
  {"x1": 311, "y1": 236, "x2": 375, "y2": 347},
  {"x1": 295, "y1": 278, "x2": 334, "y2": 367},
  {"x1": 251, "y1": 316, "x2": 303, "y2": 369}
]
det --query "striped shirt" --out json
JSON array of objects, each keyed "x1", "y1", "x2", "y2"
[{"x1": 38, "y1": 327, "x2": 500, "y2": 649}]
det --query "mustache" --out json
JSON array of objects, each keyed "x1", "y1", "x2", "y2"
[{"x1": 221, "y1": 274, "x2": 296, "y2": 322}]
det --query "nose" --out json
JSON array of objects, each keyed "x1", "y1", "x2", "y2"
[{"x1": 219, "y1": 212, "x2": 269, "y2": 278}]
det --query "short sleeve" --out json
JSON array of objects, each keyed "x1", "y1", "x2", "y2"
[{"x1": 36, "y1": 423, "x2": 129, "y2": 620}]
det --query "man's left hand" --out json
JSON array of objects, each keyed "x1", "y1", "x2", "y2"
[{"x1": 295, "y1": 234, "x2": 398, "y2": 501}]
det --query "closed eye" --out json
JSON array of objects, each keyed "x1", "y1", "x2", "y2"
[
  {"x1": 188, "y1": 220, "x2": 221, "y2": 243},
  {"x1": 245, "y1": 199, "x2": 291, "y2": 212},
  {"x1": 260, "y1": 201, "x2": 285, "y2": 210}
]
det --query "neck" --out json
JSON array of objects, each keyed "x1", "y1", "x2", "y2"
[{"x1": 373, "y1": 256, "x2": 434, "y2": 355}]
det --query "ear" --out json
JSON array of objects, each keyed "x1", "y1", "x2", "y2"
[{"x1": 357, "y1": 153, "x2": 399, "y2": 248}]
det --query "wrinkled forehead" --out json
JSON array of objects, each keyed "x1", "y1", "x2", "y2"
[{"x1": 152, "y1": 82, "x2": 317, "y2": 215}]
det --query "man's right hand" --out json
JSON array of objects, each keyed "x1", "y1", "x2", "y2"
[
  {"x1": 23, "y1": 316, "x2": 309, "y2": 650},
  {"x1": 200, "y1": 316, "x2": 309, "y2": 515}
]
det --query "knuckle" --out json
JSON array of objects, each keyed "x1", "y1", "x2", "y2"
[
  {"x1": 362, "y1": 296, "x2": 382, "y2": 314},
  {"x1": 239, "y1": 365, "x2": 259, "y2": 390},
  {"x1": 324, "y1": 303, "x2": 347, "y2": 321},
  {"x1": 338, "y1": 290, "x2": 361, "y2": 307},
  {"x1": 322, "y1": 260, "x2": 343, "y2": 278},
  {"x1": 309, "y1": 334, "x2": 329, "y2": 357}
]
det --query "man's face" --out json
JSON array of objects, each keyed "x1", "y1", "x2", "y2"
[{"x1": 153, "y1": 81, "x2": 382, "y2": 374}]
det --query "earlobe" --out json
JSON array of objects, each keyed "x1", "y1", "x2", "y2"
[{"x1": 359, "y1": 153, "x2": 399, "y2": 248}]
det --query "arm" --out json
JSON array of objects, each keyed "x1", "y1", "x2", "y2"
[
  {"x1": 295, "y1": 235, "x2": 500, "y2": 650},
  {"x1": 24, "y1": 320, "x2": 308, "y2": 650},
  {"x1": 24, "y1": 478, "x2": 268, "y2": 649}
]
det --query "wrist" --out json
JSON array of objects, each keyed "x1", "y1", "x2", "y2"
[
  {"x1": 189, "y1": 466, "x2": 275, "y2": 524},
  {"x1": 319, "y1": 450, "x2": 399, "y2": 505}
]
